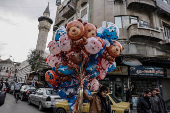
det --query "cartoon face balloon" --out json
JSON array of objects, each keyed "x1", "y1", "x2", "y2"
[
  {"x1": 84, "y1": 37, "x2": 103, "y2": 54},
  {"x1": 84, "y1": 22, "x2": 97, "y2": 39},
  {"x1": 107, "y1": 41, "x2": 124, "y2": 57},
  {"x1": 47, "y1": 40, "x2": 61, "y2": 55},
  {"x1": 59, "y1": 34, "x2": 71, "y2": 51},
  {"x1": 45, "y1": 70, "x2": 59, "y2": 87},
  {"x1": 102, "y1": 22, "x2": 119, "y2": 41},
  {"x1": 100, "y1": 58, "x2": 112, "y2": 69},
  {"x1": 65, "y1": 19, "x2": 84, "y2": 40},
  {"x1": 55, "y1": 26, "x2": 66, "y2": 41},
  {"x1": 90, "y1": 79, "x2": 99, "y2": 91},
  {"x1": 46, "y1": 54, "x2": 62, "y2": 67}
]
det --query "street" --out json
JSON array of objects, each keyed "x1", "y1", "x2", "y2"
[
  {"x1": 1, "y1": 93, "x2": 138, "y2": 113},
  {"x1": 0, "y1": 93, "x2": 53, "y2": 113}
]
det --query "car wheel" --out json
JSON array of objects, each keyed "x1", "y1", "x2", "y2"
[
  {"x1": 56, "y1": 108, "x2": 66, "y2": 113},
  {"x1": 38, "y1": 102, "x2": 44, "y2": 111},
  {"x1": 28, "y1": 98, "x2": 31, "y2": 105},
  {"x1": 21, "y1": 94, "x2": 24, "y2": 101}
]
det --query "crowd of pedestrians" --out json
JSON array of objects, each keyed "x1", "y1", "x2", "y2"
[{"x1": 137, "y1": 88, "x2": 168, "y2": 113}]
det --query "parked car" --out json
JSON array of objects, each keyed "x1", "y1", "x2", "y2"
[
  {"x1": 53, "y1": 92, "x2": 130, "y2": 113},
  {"x1": 28, "y1": 88, "x2": 63, "y2": 111},
  {"x1": 19, "y1": 85, "x2": 37, "y2": 101}
]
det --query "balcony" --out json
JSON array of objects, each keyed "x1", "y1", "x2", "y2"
[
  {"x1": 55, "y1": 11, "x2": 65, "y2": 26},
  {"x1": 81, "y1": 0, "x2": 88, "y2": 7},
  {"x1": 127, "y1": 0, "x2": 157, "y2": 12},
  {"x1": 127, "y1": 23, "x2": 164, "y2": 42},
  {"x1": 62, "y1": 0, "x2": 77, "y2": 19}
]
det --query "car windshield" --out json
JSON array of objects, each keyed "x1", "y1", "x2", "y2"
[
  {"x1": 46, "y1": 90, "x2": 58, "y2": 95},
  {"x1": 109, "y1": 94, "x2": 121, "y2": 103},
  {"x1": 27, "y1": 86, "x2": 36, "y2": 89}
]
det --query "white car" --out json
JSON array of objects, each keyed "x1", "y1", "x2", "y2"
[{"x1": 28, "y1": 88, "x2": 63, "y2": 111}]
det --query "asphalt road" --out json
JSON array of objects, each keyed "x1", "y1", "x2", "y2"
[{"x1": 0, "y1": 93, "x2": 53, "y2": 113}]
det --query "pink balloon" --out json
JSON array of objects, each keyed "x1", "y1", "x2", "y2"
[
  {"x1": 90, "y1": 79, "x2": 99, "y2": 91},
  {"x1": 98, "y1": 72, "x2": 106, "y2": 80},
  {"x1": 59, "y1": 34, "x2": 71, "y2": 51},
  {"x1": 100, "y1": 58, "x2": 111, "y2": 69},
  {"x1": 46, "y1": 54, "x2": 61, "y2": 67},
  {"x1": 84, "y1": 37, "x2": 103, "y2": 54},
  {"x1": 96, "y1": 58, "x2": 110, "y2": 80},
  {"x1": 47, "y1": 40, "x2": 61, "y2": 55}
]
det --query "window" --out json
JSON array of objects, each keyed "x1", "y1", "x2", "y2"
[
  {"x1": 115, "y1": 17, "x2": 122, "y2": 28},
  {"x1": 163, "y1": 26, "x2": 170, "y2": 39},
  {"x1": 46, "y1": 90, "x2": 58, "y2": 95},
  {"x1": 115, "y1": 16, "x2": 138, "y2": 28},
  {"x1": 81, "y1": 6, "x2": 88, "y2": 23},
  {"x1": 130, "y1": 16, "x2": 138, "y2": 24},
  {"x1": 140, "y1": 21, "x2": 149, "y2": 28},
  {"x1": 163, "y1": 0, "x2": 168, "y2": 4}
]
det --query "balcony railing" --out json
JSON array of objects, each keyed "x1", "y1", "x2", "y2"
[
  {"x1": 126, "y1": 0, "x2": 157, "y2": 12},
  {"x1": 62, "y1": 0, "x2": 77, "y2": 19},
  {"x1": 127, "y1": 23, "x2": 164, "y2": 42},
  {"x1": 55, "y1": 11, "x2": 65, "y2": 26},
  {"x1": 139, "y1": 23, "x2": 159, "y2": 31},
  {"x1": 81, "y1": 0, "x2": 88, "y2": 7}
]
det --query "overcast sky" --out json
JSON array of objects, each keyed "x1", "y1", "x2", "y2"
[{"x1": 0, "y1": 0, "x2": 62, "y2": 62}]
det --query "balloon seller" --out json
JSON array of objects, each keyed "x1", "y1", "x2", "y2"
[{"x1": 45, "y1": 19, "x2": 123, "y2": 113}]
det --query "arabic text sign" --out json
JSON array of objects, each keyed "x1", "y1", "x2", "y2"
[
  {"x1": 130, "y1": 66, "x2": 164, "y2": 76},
  {"x1": 108, "y1": 66, "x2": 128, "y2": 75}
]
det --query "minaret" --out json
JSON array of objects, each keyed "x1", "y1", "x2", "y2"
[{"x1": 36, "y1": 3, "x2": 53, "y2": 51}]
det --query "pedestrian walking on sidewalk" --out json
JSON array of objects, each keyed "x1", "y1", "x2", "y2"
[
  {"x1": 126, "y1": 87, "x2": 132, "y2": 102},
  {"x1": 137, "y1": 89, "x2": 152, "y2": 113},
  {"x1": 155, "y1": 88, "x2": 168, "y2": 113},
  {"x1": 150, "y1": 88, "x2": 162, "y2": 113}
]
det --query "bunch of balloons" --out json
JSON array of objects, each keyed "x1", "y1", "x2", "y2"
[{"x1": 45, "y1": 19, "x2": 124, "y2": 111}]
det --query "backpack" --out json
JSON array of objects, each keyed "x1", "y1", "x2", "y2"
[{"x1": 0, "y1": 91, "x2": 5, "y2": 106}]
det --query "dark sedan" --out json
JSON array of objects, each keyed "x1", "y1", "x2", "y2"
[{"x1": 19, "y1": 85, "x2": 37, "y2": 101}]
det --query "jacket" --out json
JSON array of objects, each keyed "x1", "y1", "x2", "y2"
[
  {"x1": 150, "y1": 95, "x2": 161, "y2": 113},
  {"x1": 137, "y1": 96, "x2": 151, "y2": 113},
  {"x1": 126, "y1": 89, "x2": 132, "y2": 102},
  {"x1": 157, "y1": 94, "x2": 168, "y2": 113},
  {"x1": 83, "y1": 91, "x2": 111, "y2": 113}
]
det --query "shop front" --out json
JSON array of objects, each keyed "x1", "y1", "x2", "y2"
[
  {"x1": 99, "y1": 66, "x2": 128, "y2": 101},
  {"x1": 129, "y1": 66, "x2": 165, "y2": 107}
]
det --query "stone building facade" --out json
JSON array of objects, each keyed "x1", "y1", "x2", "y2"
[
  {"x1": 53, "y1": 0, "x2": 170, "y2": 102},
  {"x1": 0, "y1": 58, "x2": 21, "y2": 82}
]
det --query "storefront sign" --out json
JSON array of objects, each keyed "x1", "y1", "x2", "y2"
[
  {"x1": 130, "y1": 66, "x2": 164, "y2": 76},
  {"x1": 108, "y1": 66, "x2": 128, "y2": 75},
  {"x1": 156, "y1": 0, "x2": 170, "y2": 14}
]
